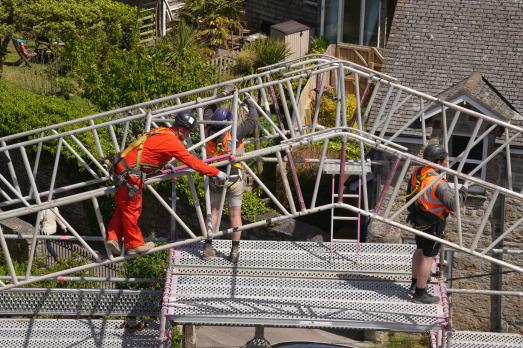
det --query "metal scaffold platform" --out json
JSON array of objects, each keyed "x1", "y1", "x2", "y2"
[
  {"x1": 162, "y1": 240, "x2": 449, "y2": 332},
  {"x1": 0, "y1": 319, "x2": 164, "y2": 348},
  {"x1": 432, "y1": 330, "x2": 523, "y2": 348}
]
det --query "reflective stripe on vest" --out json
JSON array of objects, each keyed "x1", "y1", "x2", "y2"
[{"x1": 416, "y1": 168, "x2": 449, "y2": 216}]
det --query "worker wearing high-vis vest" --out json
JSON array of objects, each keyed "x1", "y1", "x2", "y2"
[
  {"x1": 406, "y1": 144, "x2": 468, "y2": 304},
  {"x1": 106, "y1": 111, "x2": 227, "y2": 256},
  {"x1": 201, "y1": 96, "x2": 258, "y2": 263}
]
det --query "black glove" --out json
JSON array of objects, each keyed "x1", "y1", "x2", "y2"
[{"x1": 219, "y1": 84, "x2": 236, "y2": 98}]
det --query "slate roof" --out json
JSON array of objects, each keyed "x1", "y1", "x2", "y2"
[
  {"x1": 436, "y1": 72, "x2": 521, "y2": 123},
  {"x1": 369, "y1": 0, "x2": 523, "y2": 146}
]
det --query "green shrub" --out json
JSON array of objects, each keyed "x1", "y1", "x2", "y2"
[
  {"x1": 241, "y1": 188, "x2": 268, "y2": 222},
  {"x1": 119, "y1": 248, "x2": 168, "y2": 290},
  {"x1": 234, "y1": 48, "x2": 256, "y2": 75},
  {"x1": 317, "y1": 92, "x2": 358, "y2": 128},
  {"x1": 0, "y1": 83, "x2": 116, "y2": 160},
  {"x1": 0, "y1": 82, "x2": 97, "y2": 137},
  {"x1": 171, "y1": 327, "x2": 183, "y2": 348},
  {"x1": 16, "y1": 0, "x2": 139, "y2": 47},
  {"x1": 310, "y1": 36, "x2": 329, "y2": 54},
  {"x1": 67, "y1": 35, "x2": 216, "y2": 110},
  {"x1": 0, "y1": 249, "x2": 96, "y2": 289}
]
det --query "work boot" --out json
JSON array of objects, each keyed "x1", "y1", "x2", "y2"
[
  {"x1": 412, "y1": 289, "x2": 439, "y2": 304},
  {"x1": 408, "y1": 277, "x2": 432, "y2": 295},
  {"x1": 202, "y1": 241, "x2": 217, "y2": 260},
  {"x1": 106, "y1": 239, "x2": 121, "y2": 255},
  {"x1": 408, "y1": 282, "x2": 416, "y2": 295},
  {"x1": 228, "y1": 245, "x2": 240, "y2": 263},
  {"x1": 127, "y1": 242, "x2": 155, "y2": 255}
]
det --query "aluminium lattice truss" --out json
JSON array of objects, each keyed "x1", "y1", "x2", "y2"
[{"x1": 0, "y1": 55, "x2": 522, "y2": 290}]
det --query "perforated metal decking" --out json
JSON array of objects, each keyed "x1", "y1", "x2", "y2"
[
  {"x1": 431, "y1": 330, "x2": 523, "y2": 348},
  {"x1": 163, "y1": 240, "x2": 450, "y2": 332},
  {"x1": 449, "y1": 331, "x2": 523, "y2": 348},
  {"x1": 0, "y1": 319, "x2": 163, "y2": 348}
]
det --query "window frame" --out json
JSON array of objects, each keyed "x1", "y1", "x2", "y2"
[{"x1": 448, "y1": 131, "x2": 488, "y2": 181}]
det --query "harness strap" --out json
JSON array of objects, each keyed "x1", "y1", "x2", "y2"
[{"x1": 116, "y1": 128, "x2": 170, "y2": 174}]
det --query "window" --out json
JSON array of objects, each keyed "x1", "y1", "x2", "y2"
[
  {"x1": 322, "y1": 0, "x2": 395, "y2": 47},
  {"x1": 448, "y1": 134, "x2": 487, "y2": 180}
]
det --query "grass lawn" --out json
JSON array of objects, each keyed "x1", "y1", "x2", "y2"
[{"x1": 2, "y1": 40, "x2": 58, "y2": 95}]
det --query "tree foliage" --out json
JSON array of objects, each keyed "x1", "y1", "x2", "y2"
[
  {"x1": 16, "y1": 0, "x2": 139, "y2": 46},
  {"x1": 67, "y1": 35, "x2": 217, "y2": 110}
]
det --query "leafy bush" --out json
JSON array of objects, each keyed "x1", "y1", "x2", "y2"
[
  {"x1": 317, "y1": 92, "x2": 358, "y2": 128},
  {"x1": 312, "y1": 91, "x2": 363, "y2": 160},
  {"x1": 310, "y1": 36, "x2": 329, "y2": 54},
  {"x1": 16, "y1": 0, "x2": 139, "y2": 47},
  {"x1": 0, "y1": 83, "x2": 117, "y2": 162},
  {"x1": 234, "y1": 48, "x2": 257, "y2": 75},
  {"x1": 241, "y1": 188, "x2": 268, "y2": 222},
  {"x1": 0, "y1": 249, "x2": 96, "y2": 289},
  {"x1": 119, "y1": 248, "x2": 168, "y2": 290},
  {"x1": 67, "y1": 34, "x2": 216, "y2": 110},
  {"x1": 0, "y1": 82, "x2": 97, "y2": 136}
]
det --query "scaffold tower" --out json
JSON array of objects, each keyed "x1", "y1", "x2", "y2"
[{"x1": 0, "y1": 55, "x2": 522, "y2": 347}]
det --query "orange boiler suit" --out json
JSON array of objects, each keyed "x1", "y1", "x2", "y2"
[{"x1": 107, "y1": 127, "x2": 219, "y2": 249}]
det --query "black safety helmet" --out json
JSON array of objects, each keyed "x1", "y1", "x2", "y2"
[
  {"x1": 423, "y1": 144, "x2": 448, "y2": 163},
  {"x1": 174, "y1": 111, "x2": 197, "y2": 131}
]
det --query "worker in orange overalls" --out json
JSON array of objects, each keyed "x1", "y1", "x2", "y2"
[
  {"x1": 106, "y1": 111, "x2": 227, "y2": 255},
  {"x1": 201, "y1": 96, "x2": 258, "y2": 263},
  {"x1": 406, "y1": 144, "x2": 467, "y2": 304}
]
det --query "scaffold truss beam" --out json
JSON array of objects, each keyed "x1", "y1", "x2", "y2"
[{"x1": 0, "y1": 55, "x2": 522, "y2": 289}]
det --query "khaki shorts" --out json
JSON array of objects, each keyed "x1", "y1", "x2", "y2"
[{"x1": 210, "y1": 179, "x2": 244, "y2": 208}]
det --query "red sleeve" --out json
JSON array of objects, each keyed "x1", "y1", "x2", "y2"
[{"x1": 170, "y1": 137, "x2": 220, "y2": 176}]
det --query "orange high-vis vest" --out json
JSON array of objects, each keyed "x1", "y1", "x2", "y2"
[
  {"x1": 206, "y1": 131, "x2": 244, "y2": 168},
  {"x1": 409, "y1": 166, "x2": 449, "y2": 216}
]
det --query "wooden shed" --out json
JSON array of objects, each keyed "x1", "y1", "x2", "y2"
[{"x1": 270, "y1": 20, "x2": 310, "y2": 61}]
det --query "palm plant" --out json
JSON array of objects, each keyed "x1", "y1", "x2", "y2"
[
  {"x1": 181, "y1": 0, "x2": 244, "y2": 49},
  {"x1": 250, "y1": 38, "x2": 291, "y2": 70},
  {"x1": 233, "y1": 37, "x2": 290, "y2": 77},
  {"x1": 168, "y1": 20, "x2": 200, "y2": 54}
]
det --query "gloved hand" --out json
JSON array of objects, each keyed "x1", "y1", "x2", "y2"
[
  {"x1": 213, "y1": 171, "x2": 228, "y2": 185},
  {"x1": 219, "y1": 84, "x2": 236, "y2": 98}
]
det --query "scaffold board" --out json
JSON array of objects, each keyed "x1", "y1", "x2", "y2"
[
  {"x1": 432, "y1": 330, "x2": 523, "y2": 348},
  {"x1": 0, "y1": 319, "x2": 165, "y2": 348},
  {"x1": 163, "y1": 240, "x2": 449, "y2": 332}
]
